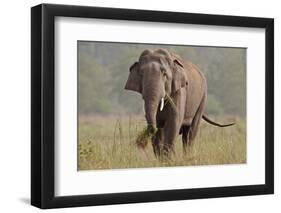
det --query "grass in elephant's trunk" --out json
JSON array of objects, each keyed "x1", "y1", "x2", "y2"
[
  {"x1": 135, "y1": 94, "x2": 177, "y2": 149},
  {"x1": 164, "y1": 94, "x2": 177, "y2": 112},
  {"x1": 136, "y1": 125, "x2": 156, "y2": 149}
]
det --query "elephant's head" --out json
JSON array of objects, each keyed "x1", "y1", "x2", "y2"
[{"x1": 125, "y1": 49, "x2": 187, "y2": 133}]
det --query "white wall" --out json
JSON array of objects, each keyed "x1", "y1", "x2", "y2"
[{"x1": 0, "y1": 0, "x2": 279, "y2": 212}]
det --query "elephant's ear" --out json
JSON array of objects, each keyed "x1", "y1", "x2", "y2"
[
  {"x1": 172, "y1": 58, "x2": 187, "y2": 93},
  {"x1": 124, "y1": 62, "x2": 142, "y2": 93}
]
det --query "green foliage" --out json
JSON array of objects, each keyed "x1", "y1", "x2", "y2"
[
  {"x1": 205, "y1": 94, "x2": 224, "y2": 116},
  {"x1": 78, "y1": 43, "x2": 111, "y2": 114}
]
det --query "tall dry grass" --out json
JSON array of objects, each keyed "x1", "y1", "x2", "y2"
[{"x1": 78, "y1": 115, "x2": 246, "y2": 170}]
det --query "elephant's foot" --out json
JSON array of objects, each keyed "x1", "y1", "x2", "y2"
[
  {"x1": 182, "y1": 125, "x2": 191, "y2": 155},
  {"x1": 152, "y1": 142, "x2": 161, "y2": 158},
  {"x1": 162, "y1": 143, "x2": 175, "y2": 159},
  {"x1": 183, "y1": 144, "x2": 194, "y2": 156},
  {"x1": 152, "y1": 128, "x2": 164, "y2": 158}
]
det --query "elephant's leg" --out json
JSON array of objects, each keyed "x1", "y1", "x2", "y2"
[
  {"x1": 152, "y1": 128, "x2": 164, "y2": 158},
  {"x1": 181, "y1": 125, "x2": 191, "y2": 154},
  {"x1": 189, "y1": 95, "x2": 206, "y2": 146},
  {"x1": 162, "y1": 117, "x2": 180, "y2": 158}
]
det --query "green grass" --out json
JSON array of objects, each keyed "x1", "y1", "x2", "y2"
[{"x1": 78, "y1": 115, "x2": 246, "y2": 170}]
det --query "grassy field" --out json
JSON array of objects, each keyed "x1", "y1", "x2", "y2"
[{"x1": 78, "y1": 115, "x2": 246, "y2": 170}]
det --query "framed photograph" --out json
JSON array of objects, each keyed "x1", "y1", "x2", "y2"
[{"x1": 31, "y1": 4, "x2": 274, "y2": 209}]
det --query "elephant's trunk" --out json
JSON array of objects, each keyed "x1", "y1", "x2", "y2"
[
  {"x1": 142, "y1": 73, "x2": 165, "y2": 135},
  {"x1": 144, "y1": 99, "x2": 159, "y2": 135}
]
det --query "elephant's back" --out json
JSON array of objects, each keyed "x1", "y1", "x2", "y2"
[
  {"x1": 185, "y1": 60, "x2": 206, "y2": 81},
  {"x1": 183, "y1": 60, "x2": 207, "y2": 91},
  {"x1": 182, "y1": 60, "x2": 207, "y2": 125}
]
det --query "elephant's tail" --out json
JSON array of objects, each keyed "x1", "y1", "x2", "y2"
[{"x1": 202, "y1": 115, "x2": 235, "y2": 127}]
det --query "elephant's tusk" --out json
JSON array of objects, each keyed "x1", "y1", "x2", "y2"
[{"x1": 160, "y1": 97, "x2": 164, "y2": 111}]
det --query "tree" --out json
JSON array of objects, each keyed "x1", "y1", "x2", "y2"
[{"x1": 78, "y1": 42, "x2": 111, "y2": 115}]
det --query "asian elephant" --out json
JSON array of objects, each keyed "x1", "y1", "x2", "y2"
[{"x1": 125, "y1": 49, "x2": 234, "y2": 157}]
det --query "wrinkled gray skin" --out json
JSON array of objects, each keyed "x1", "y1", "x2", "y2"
[{"x1": 125, "y1": 49, "x2": 230, "y2": 158}]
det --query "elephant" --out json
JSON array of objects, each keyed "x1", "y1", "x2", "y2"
[{"x1": 125, "y1": 48, "x2": 234, "y2": 158}]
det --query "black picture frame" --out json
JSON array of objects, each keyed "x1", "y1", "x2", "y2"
[{"x1": 31, "y1": 3, "x2": 274, "y2": 209}]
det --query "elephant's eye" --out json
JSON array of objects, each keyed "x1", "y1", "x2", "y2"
[
  {"x1": 160, "y1": 66, "x2": 166, "y2": 74},
  {"x1": 161, "y1": 69, "x2": 167, "y2": 77}
]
